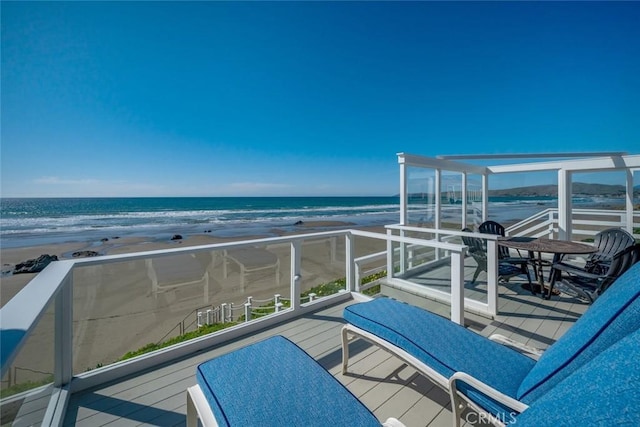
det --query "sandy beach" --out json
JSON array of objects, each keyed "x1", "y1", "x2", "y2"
[
  {"x1": 0, "y1": 221, "x2": 361, "y2": 304},
  {"x1": 1, "y1": 221, "x2": 388, "y2": 387}
]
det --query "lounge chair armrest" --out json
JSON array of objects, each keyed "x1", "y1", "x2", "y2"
[
  {"x1": 489, "y1": 334, "x2": 543, "y2": 359},
  {"x1": 503, "y1": 257, "x2": 531, "y2": 263},
  {"x1": 382, "y1": 418, "x2": 407, "y2": 427},
  {"x1": 551, "y1": 262, "x2": 601, "y2": 280},
  {"x1": 449, "y1": 372, "x2": 529, "y2": 416}
]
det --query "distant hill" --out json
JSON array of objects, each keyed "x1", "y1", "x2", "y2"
[
  {"x1": 489, "y1": 182, "x2": 638, "y2": 197},
  {"x1": 404, "y1": 183, "x2": 640, "y2": 199}
]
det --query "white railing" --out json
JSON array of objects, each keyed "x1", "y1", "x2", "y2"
[
  {"x1": 354, "y1": 251, "x2": 387, "y2": 292},
  {"x1": 506, "y1": 208, "x2": 640, "y2": 239},
  {"x1": 0, "y1": 228, "x2": 467, "y2": 427},
  {"x1": 385, "y1": 224, "x2": 500, "y2": 318}
]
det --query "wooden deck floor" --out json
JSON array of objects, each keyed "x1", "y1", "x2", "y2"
[{"x1": 63, "y1": 278, "x2": 589, "y2": 427}]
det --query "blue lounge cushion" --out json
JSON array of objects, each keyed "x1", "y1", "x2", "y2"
[
  {"x1": 196, "y1": 335, "x2": 379, "y2": 427},
  {"x1": 344, "y1": 298, "x2": 536, "y2": 417},
  {"x1": 517, "y1": 262, "x2": 640, "y2": 403},
  {"x1": 512, "y1": 327, "x2": 640, "y2": 426}
]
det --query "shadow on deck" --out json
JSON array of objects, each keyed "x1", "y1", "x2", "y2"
[{"x1": 63, "y1": 269, "x2": 588, "y2": 427}]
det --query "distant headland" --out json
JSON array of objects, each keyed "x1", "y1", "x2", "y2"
[{"x1": 489, "y1": 182, "x2": 640, "y2": 198}]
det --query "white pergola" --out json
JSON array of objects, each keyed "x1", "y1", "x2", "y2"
[{"x1": 397, "y1": 152, "x2": 640, "y2": 239}]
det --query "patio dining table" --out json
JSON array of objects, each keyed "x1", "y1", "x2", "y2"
[{"x1": 498, "y1": 237, "x2": 597, "y2": 299}]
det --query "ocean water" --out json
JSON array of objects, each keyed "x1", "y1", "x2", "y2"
[
  {"x1": 0, "y1": 197, "x2": 401, "y2": 248},
  {"x1": 0, "y1": 195, "x2": 628, "y2": 249}
]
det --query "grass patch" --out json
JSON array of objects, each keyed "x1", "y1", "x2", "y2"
[
  {"x1": 0, "y1": 375, "x2": 54, "y2": 399},
  {"x1": 119, "y1": 322, "x2": 238, "y2": 361},
  {"x1": 117, "y1": 270, "x2": 387, "y2": 363},
  {"x1": 239, "y1": 271, "x2": 386, "y2": 321},
  {"x1": 4, "y1": 271, "x2": 388, "y2": 395}
]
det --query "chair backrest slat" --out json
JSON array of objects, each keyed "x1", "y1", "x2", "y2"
[
  {"x1": 478, "y1": 221, "x2": 511, "y2": 259},
  {"x1": 586, "y1": 228, "x2": 635, "y2": 273}
]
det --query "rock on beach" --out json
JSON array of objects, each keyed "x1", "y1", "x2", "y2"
[
  {"x1": 72, "y1": 251, "x2": 100, "y2": 258},
  {"x1": 13, "y1": 254, "x2": 59, "y2": 274}
]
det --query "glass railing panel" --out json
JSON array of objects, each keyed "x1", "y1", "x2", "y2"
[
  {"x1": 71, "y1": 244, "x2": 290, "y2": 374},
  {"x1": 239, "y1": 242, "x2": 292, "y2": 318},
  {"x1": 406, "y1": 166, "x2": 436, "y2": 226},
  {"x1": 442, "y1": 171, "x2": 464, "y2": 231},
  {"x1": 299, "y1": 237, "x2": 346, "y2": 301},
  {"x1": 352, "y1": 234, "x2": 387, "y2": 258},
  {"x1": 352, "y1": 234, "x2": 387, "y2": 295},
  {"x1": 0, "y1": 303, "x2": 55, "y2": 426},
  {"x1": 467, "y1": 173, "x2": 484, "y2": 229},
  {"x1": 390, "y1": 240, "x2": 436, "y2": 280},
  {"x1": 461, "y1": 248, "x2": 488, "y2": 304},
  {"x1": 488, "y1": 170, "x2": 558, "y2": 230},
  {"x1": 389, "y1": 238, "x2": 490, "y2": 305},
  {"x1": 220, "y1": 244, "x2": 290, "y2": 319},
  {"x1": 73, "y1": 257, "x2": 181, "y2": 373}
]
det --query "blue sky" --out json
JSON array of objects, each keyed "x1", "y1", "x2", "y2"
[{"x1": 2, "y1": 2, "x2": 639, "y2": 197}]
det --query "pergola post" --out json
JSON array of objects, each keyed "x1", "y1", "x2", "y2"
[
  {"x1": 461, "y1": 172, "x2": 468, "y2": 229},
  {"x1": 399, "y1": 158, "x2": 408, "y2": 226},
  {"x1": 626, "y1": 169, "x2": 634, "y2": 234},
  {"x1": 482, "y1": 174, "x2": 489, "y2": 223},
  {"x1": 557, "y1": 169, "x2": 572, "y2": 240},
  {"x1": 435, "y1": 169, "x2": 441, "y2": 230}
]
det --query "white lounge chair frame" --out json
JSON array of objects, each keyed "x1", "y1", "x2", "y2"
[
  {"x1": 187, "y1": 385, "x2": 218, "y2": 427},
  {"x1": 341, "y1": 324, "x2": 530, "y2": 427}
]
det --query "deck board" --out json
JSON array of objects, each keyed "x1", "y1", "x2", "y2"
[{"x1": 65, "y1": 276, "x2": 590, "y2": 427}]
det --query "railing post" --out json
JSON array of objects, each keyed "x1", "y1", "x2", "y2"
[
  {"x1": 435, "y1": 168, "x2": 442, "y2": 230},
  {"x1": 197, "y1": 312, "x2": 203, "y2": 328},
  {"x1": 220, "y1": 304, "x2": 226, "y2": 323},
  {"x1": 54, "y1": 274, "x2": 73, "y2": 388},
  {"x1": 244, "y1": 303, "x2": 251, "y2": 322},
  {"x1": 309, "y1": 293, "x2": 316, "y2": 302},
  {"x1": 354, "y1": 260, "x2": 361, "y2": 292},
  {"x1": 434, "y1": 231, "x2": 441, "y2": 262},
  {"x1": 450, "y1": 251, "x2": 465, "y2": 325},
  {"x1": 482, "y1": 174, "x2": 489, "y2": 223},
  {"x1": 486, "y1": 239, "x2": 498, "y2": 309},
  {"x1": 206, "y1": 309, "x2": 212, "y2": 325},
  {"x1": 290, "y1": 241, "x2": 301, "y2": 310},
  {"x1": 386, "y1": 229, "x2": 393, "y2": 281},
  {"x1": 399, "y1": 229, "x2": 406, "y2": 275},
  {"x1": 345, "y1": 233, "x2": 355, "y2": 291},
  {"x1": 486, "y1": 246, "x2": 498, "y2": 317},
  {"x1": 274, "y1": 294, "x2": 281, "y2": 313}
]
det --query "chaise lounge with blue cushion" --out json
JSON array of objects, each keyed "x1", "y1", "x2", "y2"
[
  {"x1": 187, "y1": 335, "x2": 405, "y2": 427},
  {"x1": 187, "y1": 329, "x2": 640, "y2": 426},
  {"x1": 342, "y1": 262, "x2": 640, "y2": 426}
]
